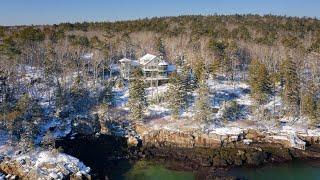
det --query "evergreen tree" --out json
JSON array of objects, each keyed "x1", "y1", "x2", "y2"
[
  {"x1": 180, "y1": 61, "x2": 196, "y2": 106},
  {"x1": 167, "y1": 72, "x2": 186, "y2": 119},
  {"x1": 128, "y1": 69, "x2": 147, "y2": 121},
  {"x1": 210, "y1": 60, "x2": 221, "y2": 77},
  {"x1": 301, "y1": 83, "x2": 317, "y2": 124},
  {"x1": 281, "y1": 57, "x2": 300, "y2": 113},
  {"x1": 0, "y1": 72, "x2": 11, "y2": 121},
  {"x1": 248, "y1": 59, "x2": 272, "y2": 104},
  {"x1": 102, "y1": 80, "x2": 115, "y2": 107},
  {"x1": 55, "y1": 80, "x2": 65, "y2": 109},
  {"x1": 70, "y1": 75, "x2": 90, "y2": 112},
  {"x1": 155, "y1": 38, "x2": 165, "y2": 56},
  {"x1": 316, "y1": 100, "x2": 320, "y2": 126},
  {"x1": 194, "y1": 57, "x2": 205, "y2": 82},
  {"x1": 194, "y1": 74, "x2": 212, "y2": 122},
  {"x1": 223, "y1": 100, "x2": 242, "y2": 121},
  {"x1": 301, "y1": 93, "x2": 317, "y2": 120}
]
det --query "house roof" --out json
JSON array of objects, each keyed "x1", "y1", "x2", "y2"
[
  {"x1": 158, "y1": 61, "x2": 169, "y2": 66},
  {"x1": 119, "y1": 58, "x2": 132, "y2": 63},
  {"x1": 139, "y1": 53, "x2": 157, "y2": 65},
  {"x1": 119, "y1": 58, "x2": 139, "y2": 66}
]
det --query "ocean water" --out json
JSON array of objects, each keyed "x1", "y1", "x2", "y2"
[
  {"x1": 228, "y1": 160, "x2": 320, "y2": 180},
  {"x1": 108, "y1": 161, "x2": 195, "y2": 180},
  {"x1": 111, "y1": 159, "x2": 320, "y2": 180}
]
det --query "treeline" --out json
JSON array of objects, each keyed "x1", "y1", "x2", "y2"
[{"x1": 2, "y1": 15, "x2": 320, "y2": 48}]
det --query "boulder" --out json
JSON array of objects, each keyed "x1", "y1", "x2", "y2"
[{"x1": 127, "y1": 135, "x2": 139, "y2": 147}]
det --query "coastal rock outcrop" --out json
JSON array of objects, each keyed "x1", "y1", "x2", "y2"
[
  {"x1": 134, "y1": 123, "x2": 320, "y2": 168},
  {"x1": 0, "y1": 148, "x2": 91, "y2": 180}
]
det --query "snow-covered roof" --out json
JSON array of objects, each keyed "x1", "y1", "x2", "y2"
[
  {"x1": 139, "y1": 53, "x2": 157, "y2": 65},
  {"x1": 158, "y1": 61, "x2": 169, "y2": 66},
  {"x1": 119, "y1": 58, "x2": 132, "y2": 63},
  {"x1": 119, "y1": 58, "x2": 139, "y2": 66}
]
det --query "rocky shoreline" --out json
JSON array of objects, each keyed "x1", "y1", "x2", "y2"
[
  {"x1": 134, "y1": 122, "x2": 320, "y2": 171},
  {"x1": 1, "y1": 118, "x2": 320, "y2": 179},
  {"x1": 53, "y1": 122, "x2": 320, "y2": 179}
]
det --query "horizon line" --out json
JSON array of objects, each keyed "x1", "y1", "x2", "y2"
[{"x1": 1, "y1": 13, "x2": 319, "y2": 27}]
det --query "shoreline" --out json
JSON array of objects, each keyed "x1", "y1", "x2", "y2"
[
  {"x1": 1, "y1": 120, "x2": 320, "y2": 179},
  {"x1": 55, "y1": 130, "x2": 320, "y2": 179}
]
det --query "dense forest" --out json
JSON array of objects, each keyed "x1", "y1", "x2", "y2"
[{"x1": 1, "y1": 14, "x2": 320, "y2": 147}]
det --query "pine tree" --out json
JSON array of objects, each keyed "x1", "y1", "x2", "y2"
[
  {"x1": 301, "y1": 83, "x2": 317, "y2": 124},
  {"x1": 180, "y1": 62, "x2": 196, "y2": 106},
  {"x1": 155, "y1": 38, "x2": 165, "y2": 56},
  {"x1": 248, "y1": 59, "x2": 272, "y2": 104},
  {"x1": 55, "y1": 80, "x2": 65, "y2": 109},
  {"x1": 0, "y1": 72, "x2": 11, "y2": 121},
  {"x1": 102, "y1": 80, "x2": 115, "y2": 107},
  {"x1": 128, "y1": 69, "x2": 147, "y2": 121},
  {"x1": 70, "y1": 75, "x2": 90, "y2": 112},
  {"x1": 316, "y1": 100, "x2": 320, "y2": 126},
  {"x1": 301, "y1": 93, "x2": 317, "y2": 119},
  {"x1": 44, "y1": 47, "x2": 61, "y2": 106},
  {"x1": 223, "y1": 100, "x2": 242, "y2": 121},
  {"x1": 194, "y1": 57, "x2": 205, "y2": 82},
  {"x1": 281, "y1": 57, "x2": 300, "y2": 113},
  {"x1": 167, "y1": 72, "x2": 186, "y2": 119},
  {"x1": 210, "y1": 60, "x2": 221, "y2": 77},
  {"x1": 194, "y1": 74, "x2": 212, "y2": 122}
]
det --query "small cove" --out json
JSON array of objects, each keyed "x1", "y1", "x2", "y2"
[{"x1": 56, "y1": 135, "x2": 320, "y2": 180}]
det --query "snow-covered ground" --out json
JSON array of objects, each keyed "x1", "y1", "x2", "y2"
[
  {"x1": 0, "y1": 66, "x2": 97, "y2": 178},
  {"x1": 0, "y1": 145, "x2": 90, "y2": 179},
  {"x1": 110, "y1": 77, "x2": 320, "y2": 149}
]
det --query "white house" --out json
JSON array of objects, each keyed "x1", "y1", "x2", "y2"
[{"x1": 119, "y1": 53, "x2": 175, "y2": 86}]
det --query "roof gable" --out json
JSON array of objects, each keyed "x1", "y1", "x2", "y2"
[{"x1": 139, "y1": 53, "x2": 157, "y2": 65}]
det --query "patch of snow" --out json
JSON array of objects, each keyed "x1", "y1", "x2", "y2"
[{"x1": 209, "y1": 127, "x2": 243, "y2": 135}]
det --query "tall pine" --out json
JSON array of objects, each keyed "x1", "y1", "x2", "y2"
[
  {"x1": 167, "y1": 72, "x2": 186, "y2": 119},
  {"x1": 180, "y1": 61, "x2": 196, "y2": 107},
  {"x1": 316, "y1": 100, "x2": 320, "y2": 126},
  {"x1": 301, "y1": 83, "x2": 317, "y2": 125},
  {"x1": 248, "y1": 59, "x2": 272, "y2": 104},
  {"x1": 281, "y1": 57, "x2": 300, "y2": 113},
  {"x1": 194, "y1": 74, "x2": 212, "y2": 122},
  {"x1": 128, "y1": 69, "x2": 147, "y2": 121}
]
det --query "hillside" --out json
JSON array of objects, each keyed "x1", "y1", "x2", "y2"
[{"x1": 0, "y1": 14, "x2": 320, "y2": 179}]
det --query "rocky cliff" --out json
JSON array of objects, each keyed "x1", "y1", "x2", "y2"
[{"x1": 134, "y1": 123, "x2": 320, "y2": 168}]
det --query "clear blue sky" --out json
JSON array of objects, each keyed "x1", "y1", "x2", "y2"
[{"x1": 1, "y1": 0, "x2": 319, "y2": 26}]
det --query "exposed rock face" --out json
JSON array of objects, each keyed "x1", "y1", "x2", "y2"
[
  {"x1": 134, "y1": 123, "x2": 320, "y2": 168},
  {"x1": 71, "y1": 114, "x2": 101, "y2": 136}
]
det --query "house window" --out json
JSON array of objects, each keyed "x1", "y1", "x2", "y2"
[
  {"x1": 145, "y1": 71, "x2": 152, "y2": 77},
  {"x1": 159, "y1": 72, "x2": 167, "y2": 77}
]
